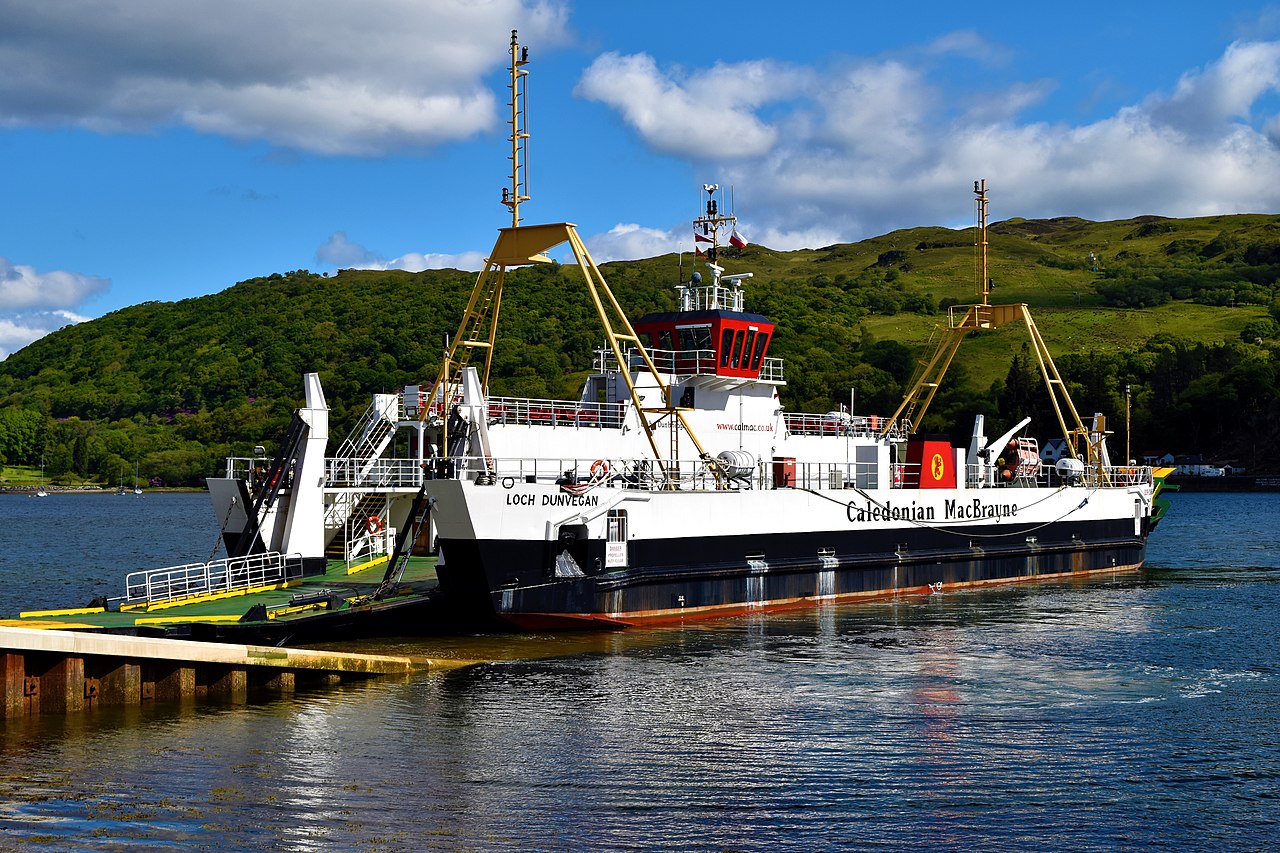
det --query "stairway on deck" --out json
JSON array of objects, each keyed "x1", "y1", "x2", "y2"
[{"x1": 325, "y1": 493, "x2": 388, "y2": 558}]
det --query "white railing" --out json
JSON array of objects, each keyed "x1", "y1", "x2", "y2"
[
  {"x1": 783, "y1": 412, "x2": 909, "y2": 439},
  {"x1": 225, "y1": 456, "x2": 273, "y2": 480},
  {"x1": 680, "y1": 282, "x2": 745, "y2": 312},
  {"x1": 758, "y1": 357, "x2": 785, "y2": 382},
  {"x1": 314, "y1": 452, "x2": 1155, "y2": 494},
  {"x1": 326, "y1": 457, "x2": 424, "y2": 488},
  {"x1": 123, "y1": 551, "x2": 305, "y2": 607},
  {"x1": 593, "y1": 347, "x2": 786, "y2": 383},
  {"x1": 486, "y1": 396, "x2": 626, "y2": 429},
  {"x1": 960, "y1": 462, "x2": 1154, "y2": 489}
]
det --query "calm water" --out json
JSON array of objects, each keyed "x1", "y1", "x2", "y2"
[{"x1": 1, "y1": 491, "x2": 1278, "y2": 851}]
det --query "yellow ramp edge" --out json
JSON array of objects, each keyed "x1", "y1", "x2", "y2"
[
  {"x1": 19, "y1": 606, "x2": 106, "y2": 619},
  {"x1": 348, "y1": 555, "x2": 391, "y2": 575},
  {"x1": 0, "y1": 619, "x2": 104, "y2": 631},
  {"x1": 133, "y1": 614, "x2": 247, "y2": 627}
]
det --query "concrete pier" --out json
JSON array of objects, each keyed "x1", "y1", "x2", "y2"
[{"x1": 1, "y1": 625, "x2": 425, "y2": 718}]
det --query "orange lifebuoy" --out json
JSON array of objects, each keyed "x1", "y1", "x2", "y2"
[
  {"x1": 590, "y1": 459, "x2": 610, "y2": 480},
  {"x1": 367, "y1": 515, "x2": 383, "y2": 535},
  {"x1": 893, "y1": 464, "x2": 904, "y2": 487}
]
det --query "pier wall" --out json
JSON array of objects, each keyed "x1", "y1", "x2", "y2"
[{"x1": 0, "y1": 626, "x2": 422, "y2": 718}]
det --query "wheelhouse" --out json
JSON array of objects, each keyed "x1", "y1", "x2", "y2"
[{"x1": 633, "y1": 309, "x2": 775, "y2": 380}]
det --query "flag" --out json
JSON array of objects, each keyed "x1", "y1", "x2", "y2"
[
  {"x1": 694, "y1": 232, "x2": 713, "y2": 243},
  {"x1": 695, "y1": 245, "x2": 706, "y2": 257},
  {"x1": 729, "y1": 228, "x2": 748, "y2": 248}
]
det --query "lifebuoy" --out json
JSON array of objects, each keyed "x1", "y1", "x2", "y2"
[
  {"x1": 367, "y1": 515, "x2": 383, "y2": 535},
  {"x1": 893, "y1": 464, "x2": 904, "y2": 487},
  {"x1": 590, "y1": 459, "x2": 609, "y2": 480}
]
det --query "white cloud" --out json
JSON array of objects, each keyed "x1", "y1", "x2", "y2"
[
  {"x1": 580, "y1": 37, "x2": 1280, "y2": 246},
  {"x1": 0, "y1": 258, "x2": 104, "y2": 357},
  {"x1": 576, "y1": 52, "x2": 805, "y2": 158},
  {"x1": 0, "y1": 0, "x2": 569, "y2": 155},
  {"x1": 315, "y1": 232, "x2": 484, "y2": 272},
  {"x1": 384, "y1": 251, "x2": 488, "y2": 272},
  {"x1": 584, "y1": 223, "x2": 683, "y2": 262},
  {"x1": 1148, "y1": 40, "x2": 1280, "y2": 134},
  {"x1": 0, "y1": 257, "x2": 109, "y2": 310},
  {"x1": 0, "y1": 310, "x2": 91, "y2": 359},
  {"x1": 316, "y1": 232, "x2": 383, "y2": 268}
]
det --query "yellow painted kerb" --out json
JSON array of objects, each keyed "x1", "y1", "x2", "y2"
[
  {"x1": 19, "y1": 606, "x2": 106, "y2": 619},
  {"x1": 134, "y1": 614, "x2": 247, "y2": 626}
]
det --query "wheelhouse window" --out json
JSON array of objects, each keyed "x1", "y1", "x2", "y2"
[
  {"x1": 741, "y1": 330, "x2": 758, "y2": 370},
  {"x1": 750, "y1": 332, "x2": 770, "y2": 370},
  {"x1": 679, "y1": 325, "x2": 713, "y2": 352}
]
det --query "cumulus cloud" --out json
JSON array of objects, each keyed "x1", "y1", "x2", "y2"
[
  {"x1": 0, "y1": 258, "x2": 104, "y2": 357},
  {"x1": 315, "y1": 232, "x2": 484, "y2": 272},
  {"x1": 578, "y1": 37, "x2": 1280, "y2": 249},
  {"x1": 0, "y1": 258, "x2": 109, "y2": 311},
  {"x1": 316, "y1": 232, "x2": 384, "y2": 268},
  {"x1": 584, "y1": 223, "x2": 684, "y2": 262},
  {"x1": 576, "y1": 52, "x2": 806, "y2": 158},
  {"x1": 0, "y1": 0, "x2": 569, "y2": 155},
  {"x1": 0, "y1": 309, "x2": 94, "y2": 360}
]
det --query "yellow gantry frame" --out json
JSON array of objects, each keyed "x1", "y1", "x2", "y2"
[
  {"x1": 882, "y1": 302, "x2": 1110, "y2": 483},
  {"x1": 882, "y1": 178, "x2": 1111, "y2": 483},
  {"x1": 425, "y1": 30, "x2": 715, "y2": 484},
  {"x1": 425, "y1": 222, "x2": 716, "y2": 482}
]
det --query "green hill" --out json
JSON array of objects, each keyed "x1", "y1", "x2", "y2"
[{"x1": 1, "y1": 212, "x2": 1278, "y2": 484}]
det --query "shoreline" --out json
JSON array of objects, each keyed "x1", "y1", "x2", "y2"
[
  {"x1": 0, "y1": 486, "x2": 205, "y2": 495},
  {"x1": 1164, "y1": 476, "x2": 1280, "y2": 493}
]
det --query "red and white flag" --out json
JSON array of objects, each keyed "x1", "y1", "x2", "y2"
[
  {"x1": 694, "y1": 231, "x2": 713, "y2": 244},
  {"x1": 729, "y1": 228, "x2": 748, "y2": 248}
]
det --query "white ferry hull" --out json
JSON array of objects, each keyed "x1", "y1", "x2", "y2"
[{"x1": 427, "y1": 478, "x2": 1152, "y2": 629}]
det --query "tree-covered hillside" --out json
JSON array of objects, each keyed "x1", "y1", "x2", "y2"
[{"x1": 2, "y1": 212, "x2": 1278, "y2": 484}]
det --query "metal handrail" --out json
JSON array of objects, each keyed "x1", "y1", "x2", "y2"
[
  {"x1": 593, "y1": 346, "x2": 786, "y2": 382},
  {"x1": 123, "y1": 551, "x2": 305, "y2": 606},
  {"x1": 782, "y1": 412, "x2": 905, "y2": 439}
]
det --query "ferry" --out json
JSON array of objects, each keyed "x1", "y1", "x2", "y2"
[{"x1": 207, "y1": 32, "x2": 1173, "y2": 630}]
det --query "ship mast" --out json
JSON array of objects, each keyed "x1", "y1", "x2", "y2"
[
  {"x1": 424, "y1": 31, "x2": 719, "y2": 485},
  {"x1": 693, "y1": 183, "x2": 737, "y2": 263},
  {"x1": 503, "y1": 30, "x2": 530, "y2": 228},
  {"x1": 882, "y1": 179, "x2": 1111, "y2": 484},
  {"x1": 974, "y1": 178, "x2": 990, "y2": 305}
]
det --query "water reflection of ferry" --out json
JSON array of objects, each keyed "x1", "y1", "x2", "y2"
[{"x1": 208, "y1": 32, "x2": 1173, "y2": 631}]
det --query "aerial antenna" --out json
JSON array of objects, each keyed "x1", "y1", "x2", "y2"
[
  {"x1": 693, "y1": 183, "x2": 735, "y2": 264},
  {"x1": 503, "y1": 29, "x2": 531, "y2": 228}
]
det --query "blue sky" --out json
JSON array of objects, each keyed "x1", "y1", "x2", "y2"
[{"x1": 4, "y1": 1, "x2": 1280, "y2": 358}]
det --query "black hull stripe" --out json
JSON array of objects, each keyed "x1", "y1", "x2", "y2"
[{"x1": 435, "y1": 518, "x2": 1148, "y2": 627}]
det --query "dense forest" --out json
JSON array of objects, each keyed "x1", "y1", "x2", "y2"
[{"x1": 1, "y1": 212, "x2": 1278, "y2": 485}]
